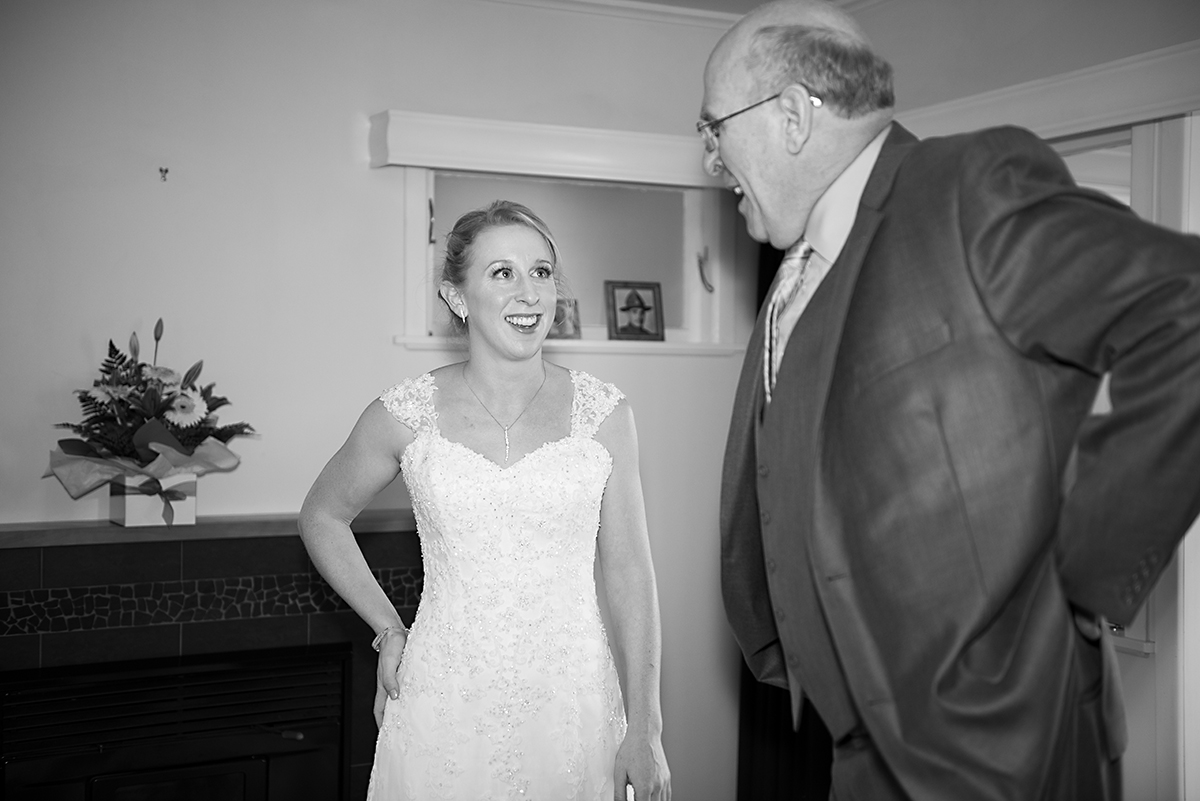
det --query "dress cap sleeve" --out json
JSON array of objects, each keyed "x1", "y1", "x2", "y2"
[
  {"x1": 379, "y1": 373, "x2": 437, "y2": 434},
  {"x1": 570, "y1": 370, "x2": 625, "y2": 439}
]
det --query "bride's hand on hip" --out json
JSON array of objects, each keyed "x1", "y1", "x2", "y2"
[{"x1": 373, "y1": 628, "x2": 408, "y2": 728}]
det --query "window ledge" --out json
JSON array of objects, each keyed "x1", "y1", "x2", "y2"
[{"x1": 393, "y1": 335, "x2": 745, "y2": 357}]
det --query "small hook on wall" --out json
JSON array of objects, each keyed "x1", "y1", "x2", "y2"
[
  {"x1": 697, "y1": 246, "x2": 714, "y2": 293},
  {"x1": 159, "y1": 167, "x2": 169, "y2": 182}
]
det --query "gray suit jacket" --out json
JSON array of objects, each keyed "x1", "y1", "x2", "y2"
[{"x1": 721, "y1": 123, "x2": 1200, "y2": 799}]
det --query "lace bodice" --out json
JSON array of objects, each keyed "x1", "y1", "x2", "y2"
[
  {"x1": 381, "y1": 368, "x2": 622, "y2": 440},
  {"x1": 368, "y1": 368, "x2": 627, "y2": 801}
]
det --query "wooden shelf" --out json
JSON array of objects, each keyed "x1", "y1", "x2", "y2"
[{"x1": 394, "y1": 334, "x2": 745, "y2": 357}]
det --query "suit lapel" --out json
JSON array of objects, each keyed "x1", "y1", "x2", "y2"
[{"x1": 773, "y1": 123, "x2": 917, "y2": 460}]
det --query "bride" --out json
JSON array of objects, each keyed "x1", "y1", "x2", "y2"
[{"x1": 298, "y1": 200, "x2": 671, "y2": 800}]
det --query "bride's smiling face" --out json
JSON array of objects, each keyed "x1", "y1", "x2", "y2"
[{"x1": 448, "y1": 224, "x2": 557, "y2": 358}]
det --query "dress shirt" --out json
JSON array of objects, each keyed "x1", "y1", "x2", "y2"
[
  {"x1": 772, "y1": 124, "x2": 892, "y2": 371},
  {"x1": 764, "y1": 241, "x2": 814, "y2": 404}
]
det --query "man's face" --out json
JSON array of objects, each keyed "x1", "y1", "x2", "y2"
[{"x1": 701, "y1": 52, "x2": 799, "y2": 250}]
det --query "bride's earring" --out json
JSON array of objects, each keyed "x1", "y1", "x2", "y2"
[{"x1": 458, "y1": 306, "x2": 468, "y2": 323}]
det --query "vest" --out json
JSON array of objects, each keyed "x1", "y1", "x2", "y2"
[{"x1": 754, "y1": 263, "x2": 861, "y2": 742}]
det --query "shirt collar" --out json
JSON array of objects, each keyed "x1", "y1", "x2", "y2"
[{"x1": 799, "y1": 123, "x2": 891, "y2": 264}]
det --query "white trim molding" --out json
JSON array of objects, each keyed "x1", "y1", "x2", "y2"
[
  {"x1": 1180, "y1": 112, "x2": 1200, "y2": 801},
  {"x1": 369, "y1": 109, "x2": 721, "y2": 188},
  {"x1": 898, "y1": 39, "x2": 1200, "y2": 140},
  {"x1": 478, "y1": 0, "x2": 887, "y2": 30},
  {"x1": 480, "y1": 0, "x2": 737, "y2": 28}
]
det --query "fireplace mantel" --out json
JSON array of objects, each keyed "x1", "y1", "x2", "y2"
[
  {"x1": 0, "y1": 509, "x2": 419, "y2": 796},
  {"x1": 0, "y1": 508, "x2": 415, "y2": 549}
]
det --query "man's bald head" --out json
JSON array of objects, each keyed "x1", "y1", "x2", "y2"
[{"x1": 707, "y1": 0, "x2": 893, "y2": 119}]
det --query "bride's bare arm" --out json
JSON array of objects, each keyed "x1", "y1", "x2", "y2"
[
  {"x1": 596, "y1": 400, "x2": 671, "y2": 801},
  {"x1": 298, "y1": 399, "x2": 412, "y2": 725}
]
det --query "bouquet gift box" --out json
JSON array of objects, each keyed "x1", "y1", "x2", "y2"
[
  {"x1": 110, "y1": 472, "x2": 198, "y2": 527},
  {"x1": 45, "y1": 319, "x2": 254, "y2": 527}
]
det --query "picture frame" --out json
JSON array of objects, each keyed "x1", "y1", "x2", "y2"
[
  {"x1": 604, "y1": 280, "x2": 664, "y2": 341},
  {"x1": 547, "y1": 297, "x2": 581, "y2": 339}
]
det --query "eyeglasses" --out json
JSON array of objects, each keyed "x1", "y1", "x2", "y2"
[{"x1": 696, "y1": 86, "x2": 823, "y2": 151}]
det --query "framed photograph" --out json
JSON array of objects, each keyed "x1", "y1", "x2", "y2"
[
  {"x1": 547, "y1": 297, "x2": 581, "y2": 339},
  {"x1": 605, "y1": 281, "x2": 664, "y2": 341}
]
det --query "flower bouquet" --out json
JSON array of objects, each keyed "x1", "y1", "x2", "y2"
[{"x1": 45, "y1": 319, "x2": 255, "y2": 525}]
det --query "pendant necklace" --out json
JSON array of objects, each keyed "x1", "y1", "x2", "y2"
[{"x1": 462, "y1": 363, "x2": 548, "y2": 464}]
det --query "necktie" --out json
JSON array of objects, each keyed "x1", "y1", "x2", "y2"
[{"x1": 763, "y1": 240, "x2": 813, "y2": 406}]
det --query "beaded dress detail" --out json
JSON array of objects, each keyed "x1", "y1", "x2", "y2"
[{"x1": 367, "y1": 369, "x2": 627, "y2": 800}]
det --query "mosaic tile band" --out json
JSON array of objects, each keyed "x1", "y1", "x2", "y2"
[{"x1": 0, "y1": 567, "x2": 422, "y2": 637}]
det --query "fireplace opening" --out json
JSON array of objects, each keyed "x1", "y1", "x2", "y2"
[{"x1": 1, "y1": 643, "x2": 351, "y2": 801}]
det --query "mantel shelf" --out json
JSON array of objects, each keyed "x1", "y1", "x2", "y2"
[{"x1": 0, "y1": 509, "x2": 416, "y2": 549}]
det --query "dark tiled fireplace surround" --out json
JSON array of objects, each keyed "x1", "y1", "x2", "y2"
[{"x1": 0, "y1": 512, "x2": 420, "y2": 799}]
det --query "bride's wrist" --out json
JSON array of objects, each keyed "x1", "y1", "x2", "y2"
[{"x1": 371, "y1": 624, "x2": 407, "y2": 652}]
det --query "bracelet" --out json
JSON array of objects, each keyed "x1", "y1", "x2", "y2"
[{"x1": 371, "y1": 625, "x2": 406, "y2": 652}]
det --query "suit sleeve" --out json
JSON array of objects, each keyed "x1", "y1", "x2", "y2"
[{"x1": 958, "y1": 127, "x2": 1200, "y2": 625}]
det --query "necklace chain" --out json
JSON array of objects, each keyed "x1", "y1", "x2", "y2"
[{"x1": 462, "y1": 363, "x2": 548, "y2": 464}]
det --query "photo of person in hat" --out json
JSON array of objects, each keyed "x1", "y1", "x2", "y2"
[
  {"x1": 618, "y1": 289, "x2": 655, "y2": 336},
  {"x1": 606, "y1": 281, "x2": 664, "y2": 341}
]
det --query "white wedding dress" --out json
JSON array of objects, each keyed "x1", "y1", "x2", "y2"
[{"x1": 366, "y1": 369, "x2": 627, "y2": 801}]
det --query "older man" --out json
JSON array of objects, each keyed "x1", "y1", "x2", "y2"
[{"x1": 705, "y1": 1, "x2": 1200, "y2": 798}]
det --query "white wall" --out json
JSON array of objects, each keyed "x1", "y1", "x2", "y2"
[{"x1": 0, "y1": 0, "x2": 726, "y2": 526}]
